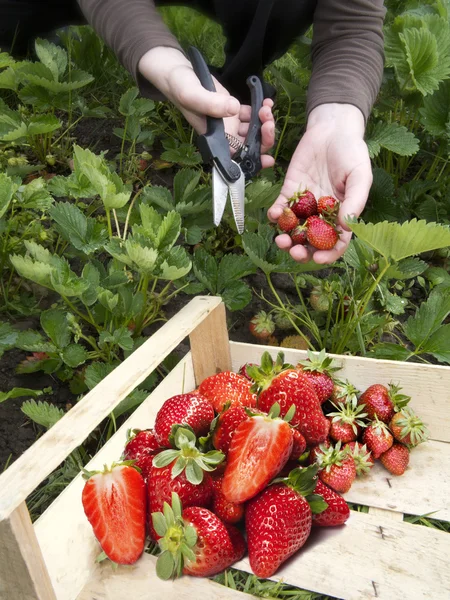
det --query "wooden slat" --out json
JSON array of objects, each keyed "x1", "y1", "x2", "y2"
[
  {"x1": 234, "y1": 510, "x2": 450, "y2": 599},
  {"x1": 0, "y1": 503, "x2": 57, "y2": 600},
  {"x1": 0, "y1": 296, "x2": 222, "y2": 521},
  {"x1": 368, "y1": 507, "x2": 403, "y2": 522},
  {"x1": 189, "y1": 301, "x2": 232, "y2": 385},
  {"x1": 229, "y1": 342, "x2": 450, "y2": 443},
  {"x1": 34, "y1": 356, "x2": 197, "y2": 600},
  {"x1": 77, "y1": 554, "x2": 254, "y2": 600}
]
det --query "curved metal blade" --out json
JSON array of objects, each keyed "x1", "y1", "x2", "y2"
[
  {"x1": 228, "y1": 166, "x2": 245, "y2": 234},
  {"x1": 212, "y1": 161, "x2": 245, "y2": 233},
  {"x1": 212, "y1": 165, "x2": 229, "y2": 226}
]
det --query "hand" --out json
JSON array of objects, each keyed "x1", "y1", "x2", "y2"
[
  {"x1": 267, "y1": 103, "x2": 373, "y2": 264},
  {"x1": 139, "y1": 47, "x2": 275, "y2": 167}
]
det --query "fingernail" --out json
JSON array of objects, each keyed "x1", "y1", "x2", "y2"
[{"x1": 227, "y1": 98, "x2": 240, "y2": 115}]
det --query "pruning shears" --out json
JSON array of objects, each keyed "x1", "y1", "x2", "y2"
[{"x1": 187, "y1": 46, "x2": 264, "y2": 234}]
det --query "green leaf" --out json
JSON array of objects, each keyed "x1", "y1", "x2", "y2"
[
  {"x1": 21, "y1": 399, "x2": 64, "y2": 429},
  {"x1": 381, "y1": 288, "x2": 408, "y2": 315},
  {"x1": 184, "y1": 225, "x2": 203, "y2": 245},
  {"x1": 404, "y1": 286, "x2": 450, "y2": 347},
  {"x1": 40, "y1": 309, "x2": 71, "y2": 349},
  {"x1": 10, "y1": 254, "x2": 52, "y2": 290},
  {"x1": 368, "y1": 343, "x2": 412, "y2": 361},
  {"x1": 193, "y1": 248, "x2": 218, "y2": 293},
  {"x1": 84, "y1": 362, "x2": 115, "y2": 390},
  {"x1": 20, "y1": 177, "x2": 53, "y2": 211},
  {"x1": 158, "y1": 246, "x2": 191, "y2": 280},
  {"x1": 421, "y1": 324, "x2": 450, "y2": 363},
  {"x1": 173, "y1": 169, "x2": 201, "y2": 204},
  {"x1": 0, "y1": 322, "x2": 18, "y2": 357},
  {"x1": 141, "y1": 185, "x2": 175, "y2": 212},
  {"x1": 347, "y1": 218, "x2": 450, "y2": 261},
  {"x1": 241, "y1": 231, "x2": 274, "y2": 273},
  {"x1": 221, "y1": 280, "x2": 252, "y2": 311},
  {"x1": 386, "y1": 258, "x2": 428, "y2": 280},
  {"x1": 420, "y1": 79, "x2": 450, "y2": 136},
  {"x1": 156, "y1": 551, "x2": 175, "y2": 580},
  {"x1": 27, "y1": 114, "x2": 61, "y2": 136},
  {"x1": 366, "y1": 122, "x2": 420, "y2": 158},
  {"x1": 125, "y1": 239, "x2": 158, "y2": 274},
  {"x1": 50, "y1": 260, "x2": 89, "y2": 297},
  {"x1": 97, "y1": 288, "x2": 119, "y2": 312},
  {"x1": 0, "y1": 172, "x2": 14, "y2": 218},
  {"x1": 81, "y1": 263, "x2": 101, "y2": 306},
  {"x1": 152, "y1": 512, "x2": 168, "y2": 538},
  {"x1": 0, "y1": 387, "x2": 43, "y2": 403},
  {"x1": 156, "y1": 211, "x2": 181, "y2": 251},
  {"x1": 35, "y1": 38, "x2": 67, "y2": 81},
  {"x1": 161, "y1": 144, "x2": 202, "y2": 166},
  {"x1": 118, "y1": 87, "x2": 139, "y2": 116},
  {"x1": 16, "y1": 330, "x2": 57, "y2": 353},
  {"x1": 113, "y1": 389, "x2": 148, "y2": 418},
  {"x1": 61, "y1": 344, "x2": 88, "y2": 368},
  {"x1": 99, "y1": 327, "x2": 134, "y2": 351},
  {"x1": 0, "y1": 67, "x2": 18, "y2": 91},
  {"x1": 217, "y1": 254, "x2": 256, "y2": 291},
  {"x1": 49, "y1": 202, "x2": 107, "y2": 254}
]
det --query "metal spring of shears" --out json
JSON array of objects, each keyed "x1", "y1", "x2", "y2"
[{"x1": 225, "y1": 132, "x2": 244, "y2": 151}]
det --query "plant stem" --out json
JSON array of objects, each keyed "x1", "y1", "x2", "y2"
[
  {"x1": 113, "y1": 209, "x2": 121, "y2": 237},
  {"x1": 123, "y1": 188, "x2": 143, "y2": 240},
  {"x1": 274, "y1": 98, "x2": 292, "y2": 162},
  {"x1": 119, "y1": 116, "x2": 129, "y2": 176},
  {"x1": 106, "y1": 209, "x2": 113, "y2": 239}
]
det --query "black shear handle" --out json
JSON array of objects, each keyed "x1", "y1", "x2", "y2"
[
  {"x1": 236, "y1": 75, "x2": 264, "y2": 179},
  {"x1": 187, "y1": 46, "x2": 241, "y2": 182}
]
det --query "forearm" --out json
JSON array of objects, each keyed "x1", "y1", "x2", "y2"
[
  {"x1": 77, "y1": 0, "x2": 182, "y2": 98},
  {"x1": 307, "y1": 0, "x2": 386, "y2": 122},
  {"x1": 307, "y1": 103, "x2": 365, "y2": 136}
]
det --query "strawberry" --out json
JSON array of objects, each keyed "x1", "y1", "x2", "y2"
[
  {"x1": 154, "y1": 393, "x2": 214, "y2": 448},
  {"x1": 198, "y1": 371, "x2": 257, "y2": 413},
  {"x1": 306, "y1": 215, "x2": 339, "y2": 250},
  {"x1": 249, "y1": 352, "x2": 330, "y2": 446},
  {"x1": 82, "y1": 463, "x2": 146, "y2": 564},
  {"x1": 212, "y1": 404, "x2": 248, "y2": 454},
  {"x1": 222, "y1": 404, "x2": 294, "y2": 503},
  {"x1": 309, "y1": 285, "x2": 330, "y2": 312},
  {"x1": 327, "y1": 398, "x2": 367, "y2": 443},
  {"x1": 309, "y1": 438, "x2": 331, "y2": 464},
  {"x1": 389, "y1": 407, "x2": 428, "y2": 447},
  {"x1": 290, "y1": 428, "x2": 307, "y2": 461},
  {"x1": 362, "y1": 416, "x2": 394, "y2": 459},
  {"x1": 331, "y1": 379, "x2": 359, "y2": 406},
  {"x1": 358, "y1": 383, "x2": 410, "y2": 423},
  {"x1": 238, "y1": 362, "x2": 258, "y2": 381},
  {"x1": 297, "y1": 349, "x2": 340, "y2": 403},
  {"x1": 246, "y1": 465, "x2": 326, "y2": 578},
  {"x1": 317, "y1": 195, "x2": 339, "y2": 218},
  {"x1": 290, "y1": 224, "x2": 308, "y2": 245},
  {"x1": 211, "y1": 475, "x2": 244, "y2": 524},
  {"x1": 249, "y1": 311, "x2": 276, "y2": 340},
  {"x1": 312, "y1": 479, "x2": 350, "y2": 527},
  {"x1": 123, "y1": 428, "x2": 162, "y2": 480},
  {"x1": 152, "y1": 493, "x2": 245, "y2": 579},
  {"x1": 380, "y1": 443, "x2": 410, "y2": 476},
  {"x1": 344, "y1": 441, "x2": 374, "y2": 476},
  {"x1": 277, "y1": 207, "x2": 299, "y2": 232},
  {"x1": 289, "y1": 189, "x2": 318, "y2": 219},
  {"x1": 314, "y1": 441, "x2": 356, "y2": 493}
]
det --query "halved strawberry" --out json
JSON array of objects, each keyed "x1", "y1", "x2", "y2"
[
  {"x1": 198, "y1": 371, "x2": 257, "y2": 413},
  {"x1": 82, "y1": 463, "x2": 146, "y2": 564}
]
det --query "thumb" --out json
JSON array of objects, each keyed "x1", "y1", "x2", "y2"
[
  {"x1": 171, "y1": 70, "x2": 240, "y2": 118},
  {"x1": 339, "y1": 163, "x2": 373, "y2": 231}
]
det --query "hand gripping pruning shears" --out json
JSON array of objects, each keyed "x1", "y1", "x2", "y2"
[{"x1": 187, "y1": 46, "x2": 264, "y2": 234}]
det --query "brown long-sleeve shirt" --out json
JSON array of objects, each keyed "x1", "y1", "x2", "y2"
[{"x1": 77, "y1": 0, "x2": 386, "y2": 121}]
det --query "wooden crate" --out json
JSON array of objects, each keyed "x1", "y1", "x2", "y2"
[{"x1": 1, "y1": 296, "x2": 449, "y2": 600}]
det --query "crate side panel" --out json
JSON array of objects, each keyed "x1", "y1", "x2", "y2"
[
  {"x1": 34, "y1": 355, "x2": 196, "y2": 600},
  {"x1": 230, "y1": 342, "x2": 450, "y2": 442},
  {"x1": 77, "y1": 554, "x2": 251, "y2": 600},
  {"x1": 234, "y1": 510, "x2": 450, "y2": 600}
]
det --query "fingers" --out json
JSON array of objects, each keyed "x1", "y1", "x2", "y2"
[
  {"x1": 267, "y1": 176, "x2": 305, "y2": 222},
  {"x1": 239, "y1": 98, "x2": 274, "y2": 122},
  {"x1": 338, "y1": 158, "x2": 373, "y2": 231},
  {"x1": 310, "y1": 230, "x2": 353, "y2": 264}
]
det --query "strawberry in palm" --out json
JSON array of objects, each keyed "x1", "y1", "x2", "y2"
[
  {"x1": 154, "y1": 393, "x2": 214, "y2": 447},
  {"x1": 297, "y1": 349, "x2": 340, "y2": 403},
  {"x1": 363, "y1": 416, "x2": 394, "y2": 459},
  {"x1": 152, "y1": 493, "x2": 245, "y2": 579},
  {"x1": 249, "y1": 351, "x2": 330, "y2": 445},
  {"x1": 358, "y1": 383, "x2": 410, "y2": 423},
  {"x1": 380, "y1": 443, "x2": 410, "y2": 476},
  {"x1": 314, "y1": 441, "x2": 356, "y2": 493},
  {"x1": 389, "y1": 407, "x2": 428, "y2": 447},
  {"x1": 327, "y1": 397, "x2": 368, "y2": 443},
  {"x1": 246, "y1": 465, "x2": 327, "y2": 578},
  {"x1": 277, "y1": 207, "x2": 299, "y2": 232},
  {"x1": 222, "y1": 403, "x2": 294, "y2": 503},
  {"x1": 317, "y1": 195, "x2": 339, "y2": 218},
  {"x1": 289, "y1": 189, "x2": 318, "y2": 219},
  {"x1": 82, "y1": 463, "x2": 146, "y2": 565},
  {"x1": 198, "y1": 371, "x2": 257, "y2": 413},
  {"x1": 305, "y1": 215, "x2": 339, "y2": 250},
  {"x1": 313, "y1": 479, "x2": 350, "y2": 527}
]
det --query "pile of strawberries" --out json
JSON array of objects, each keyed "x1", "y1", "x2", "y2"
[
  {"x1": 277, "y1": 189, "x2": 340, "y2": 250},
  {"x1": 81, "y1": 350, "x2": 428, "y2": 581}
]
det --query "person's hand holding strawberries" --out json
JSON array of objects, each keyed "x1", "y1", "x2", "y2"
[{"x1": 268, "y1": 103, "x2": 373, "y2": 264}]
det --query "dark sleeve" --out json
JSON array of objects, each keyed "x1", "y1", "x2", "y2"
[
  {"x1": 77, "y1": 0, "x2": 183, "y2": 100},
  {"x1": 307, "y1": 0, "x2": 386, "y2": 122}
]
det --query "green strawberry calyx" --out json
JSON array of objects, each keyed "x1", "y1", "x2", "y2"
[
  {"x1": 81, "y1": 460, "x2": 139, "y2": 480},
  {"x1": 392, "y1": 407, "x2": 428, "y2": 446},
  {"x1": 153, "y1": 492, "x2": 198, "y2": 580},
  {"x1": 332, "y1": 379, "x2": 359, "y2": 404},
  {"x1": 297, "y1": 349, "x2": 340, "y2": 375},
  {"x1": 346, "y1": 442, "x2": 374, "y2": 475},
  {"x1": 152, "y1": 427, "x2": 224, "y2": 485},
  {"x1": 250, "y1": 311, "x2": 276, "y2": 336},
  {"x1": 313, "y1": 441, "x2": 351, "y2": 473},
  {"x1": 388, "y1": 383, "x2": 411, "y2": 412},
  {"x1": 328, "y1": 398, "x2": 368, "y2": 435},
  {"x1": 247, "y1": 351, "x2": 293, "y2": 393},
  {"x1": 272, "y1": 464, "x2": 328, "y2": 514}
]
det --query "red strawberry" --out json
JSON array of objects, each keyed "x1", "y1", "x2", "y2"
[
  {"x1": 211, "y1": 475, "x2": 245, "y2": 524},
  {"x1": 389, "y1": 408, "x2": 428, "y2": 447},
  {"x1": 297, "y1": 349, "x2": 340, "y2": 403},
  {"x1": 317, "y1": 195, "x2": 339, "y2": 218},
  {"x1": 363, "y1": 417, "x2": 394, "y2": 459},
  {"x1": 246, "y1": 465, "x2": 326, "y2": 578},
  {"x1": 309, "y1": 438, "x2": 331, "y2": 464},
  {"x1": 198, "y1": 371, "x2": 257, "y2": 413},
  {"x1": 250, "y1": 352, "x2": 330, "y2": 446},
  {"x1": 290, "y1": 225, "x2": 308, "y2": 245},
  {"x1": 212, "y1": 404, "x2": 248, "y2": 454},
  {"x1": 315, "y1": 442, "x2": 356, "y2": 493},
  {"x1": 344, "y1": 441, "x2": 374, "y2": 476},
  {"x1": 305, "y1": 215, "x2": 339, "y2": 250},
  {"x1": 359, "y1": 383, "x2": 410, "y2": 423},
  {"x1": 152, "y1": 493, "x2": 245, "y2": 579},
  {"x1": 123, "y1": 429, "x2": 162, "y2": 481},
  {"x1": 312, "y1": 479, "x2": 350, "y2": 526},
  {"x1": 238, "y1": 362, "x2": 258, "y2": 381},
  {"x1": 327, "y1": 399, "x2": 367, "y2": 444},
  {"x1": 289, "y1": 189, "x2": 317, "y2": 219},
  {"x1": 331, "y1": 380, "x2": 359, "y2": 406},
  {"x1": 249, "y1": 311, "x2": 275, "y2": 340},
  {"x1": 222, "y1": 405, "x2": 294, "y2": 504},
  {"x1": 277, "y1": 207, "x2": 299, "y2": 232},
  {"x1": 290, "y1": 428, "x2": 307, "y2": 461},
  {"x1": 380, "y1": 443, "x2": 410, "y2": 476},
  {"x1": 154, "y1": 393, "x2": 214, "y2": 447},
  {"x1": 82, "y1": 463, "x2": 146, "y2": 564}
]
